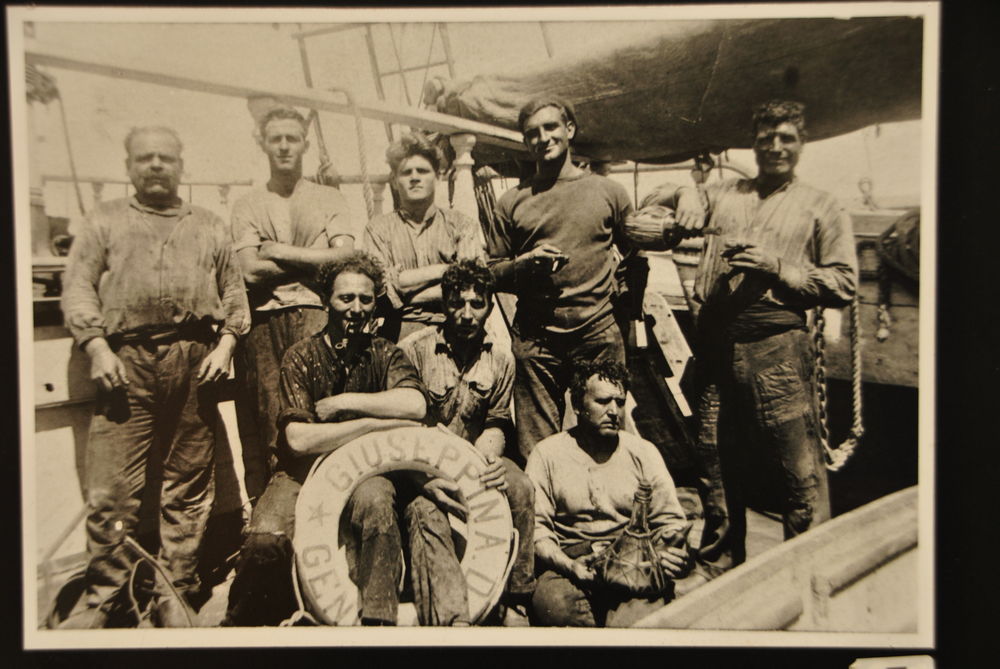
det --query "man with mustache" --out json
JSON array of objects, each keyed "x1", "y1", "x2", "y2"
[
  {"x1": 399, "y1": 259, "x2": 536, "y2": 620},
  {"x1": 225, "y1": 251, "x2": 477, "y2": 626},
  {"x1": 526, "y1": 361, "x2": 689, "y2": 627},
  {"x1": 484, "y1": 98, "x2": 636, "y2": 462},
  {"x1": 59, "y1": 126, "x2": 251, "y2": 627},
  {"x1": 635, "y1": 100, "x2": 858, "y2": 584},
  {"x1": 231, "y1": 106, "x2": 355, "y2": 500},
  {"x1": 364, "y1": 132, "x2": 484, "y2": 342}
]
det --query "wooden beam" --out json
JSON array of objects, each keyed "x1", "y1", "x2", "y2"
[{"x1": 25, "y1": 41, "x2": 526, "y2": 153}]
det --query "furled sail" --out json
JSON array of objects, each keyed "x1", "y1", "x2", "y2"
[{"x1": 423, "y1": 17, "x2": 923, "y2": 164}]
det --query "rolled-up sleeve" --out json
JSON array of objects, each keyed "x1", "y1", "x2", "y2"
[
  {"x1": 483, "y1": 351, "x2": 514, "y2": 432},
  {"x1": 61, "y1": 212, "x2": 109, "y2": 348},
  {"x1": 277, "y1": 350, "x2": 319, "y2": 435}
]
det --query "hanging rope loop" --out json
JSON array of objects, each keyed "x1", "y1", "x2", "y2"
[{"x1": 813, "y1": 295, "x2": 864, "y2": 472}]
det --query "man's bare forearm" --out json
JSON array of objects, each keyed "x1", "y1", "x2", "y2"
[
  {"x1": 266, "y1": 241, "x2": 355, "y2": 273},
  {"x1": 285, "y1": 417, "x2": 414, "y2": 456},
  {"x1": 318, "y1": 387, "x2": 426, "y2": 421},
  {"x1": 535, "y1": 537, "x2": 576, "y2": 577},
  {"x1": 397, "y1": 263, "x2": 449, "y2": 298}
]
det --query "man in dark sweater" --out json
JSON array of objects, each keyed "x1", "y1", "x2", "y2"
[{"x1": 485, "y1": 98, "x2": 635, "y2": 461}]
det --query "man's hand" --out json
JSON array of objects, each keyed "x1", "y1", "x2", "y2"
[
  {"x1": 422, "y1": 477, "x2": 466, "y2": 519},
  {"x1": 258, "y1": 241, "x2": 287, "y2": 262},
  {"x1": 517, "y1": 243, "x2": 568, "y2": 275},
  {"x1": 197, "y1": 335, "x2": 236, "y2": 386},
  {"x1": 725, "y1": 242, "x2": 781, "y2": 277},
  {"x1": 85, "y1": 339, "x2": 129, "y2": 392},
  {"x1": 479, "y1": 455, "x2": 507, "y2": 492},
  {"x1": 569, "y1": 555, "x2": 598, "y2": 586},
  {"x1": 675, "y1": 188, "x2": 707, "y2": 231},
  {"x1": 657, "y1": 545, "x2": 691, "y2": 578},
  {"x1": 315, "y1": 395, "x2": 367, "y2": 422}
]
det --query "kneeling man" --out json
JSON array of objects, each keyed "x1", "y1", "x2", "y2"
[{"x1": 526, "y1": 361, "x2": 689, "y2": 627}]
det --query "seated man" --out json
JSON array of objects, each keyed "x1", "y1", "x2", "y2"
[
  {"x1": 526, "y1": 361, "x2": 690, "y2": 627},
  {"x1": 225, "y1": 251, "x2": 489, "y2": 626},
  {"x1": 399, "y1": 259, "x2": 536, "y2": 614}
]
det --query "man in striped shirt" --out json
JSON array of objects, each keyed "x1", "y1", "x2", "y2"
[{"x1": 638, "y1": 100, "x2": 858, "y2": 580}]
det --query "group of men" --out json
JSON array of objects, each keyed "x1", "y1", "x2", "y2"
[{"x1": 57, "y1": 94, "x2": 857, "y2": 629}]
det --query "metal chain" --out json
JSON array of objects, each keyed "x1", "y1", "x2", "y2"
[{"x1": 813, "y1": 296, "x2": 864, "y2": 471}]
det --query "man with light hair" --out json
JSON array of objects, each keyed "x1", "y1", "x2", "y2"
[
  {"x1": 231, "y1": 105, "x2": 356, "y2": 499},
  {"x1": 59, "y1": 125, "x2": 250, "y2": 628}
]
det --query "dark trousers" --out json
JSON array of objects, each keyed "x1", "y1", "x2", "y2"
[
  {"x1": 692, "y1": 328, "x2": 830, "y2": 577},
  {"x1": 511, "y1": 314, "x2": 626, "y2": 461},
  {"x1": 82, "y1": 339, "x2": 217, "y2": 613},
  {"x1": 234, "y1": 307, "x2": 327, "y2": 500},
  {"x1": 499, "y1": 459, "x2": 536, "y2": 599},
  {"x1": 225, "y1": 472, "x2": 470, "y2": 626},
  {"x1": 531, "y1": 569, "x2": 673, "y2": 628}
]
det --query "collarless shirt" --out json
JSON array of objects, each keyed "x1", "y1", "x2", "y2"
[
  {"x1": 486, "y1": 172, "x2": 634, "y2": 335},
  {"x1": 526, "y1": 430, "x2": 687, "y2": 547},
  {"x1": 694, "y1": 177, "x2": 858, "y2": 313},
  {"x1": 62, "y1": 196, "x2": 250, "y2": 348},
  {"x1": 363, "y1": 206, "x2": 484, "y2": 324},
  {"x1": 231, "y1": 178, "x2": 355, "y2": 311},
  {"x1": 398, "y1": 325, "x2": 514, "y2": 443}
]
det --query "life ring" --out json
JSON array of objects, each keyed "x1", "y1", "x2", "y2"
[{"x1": 293, "y1": 425, "x2": 515, "y2": 625}]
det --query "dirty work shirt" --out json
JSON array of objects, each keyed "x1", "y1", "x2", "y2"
[
  {"x1": 276, "y1": 333, "x2": 425, "y2": 480},
  {"x1": 398, "y1": 325, "x2": 513, "y2": 442},
  {"x1": 363, "y1": 205, "x2": 484, "y2": 326},
  {"x1": 231, "y1": 178, "x2": 354, "y2": 310},
  {"x1": 641, "y1": 177, "x2": 857, "y2": 329},
  {"x1": 526, "y1": 429, "x2": 687, "y2": 548},
  {"x1": 62, "y1": 196, "x2": 250, "y2": 347},
  {"x1": 486, "y1": 172, "x2": 634, "y2": 335}
]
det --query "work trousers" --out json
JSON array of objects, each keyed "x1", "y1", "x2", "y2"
[
  {"x1": 531, "y1": 569, "x2": 673, "y2": 628},
  {"x1": 225, "y1": 472, "x2": 470, "y2": 626},
  {"x1": 235, "y1": 306, "x2": 326, "y2": 500},
  {"x1": 82, "y1": 338, "x2": 217, "y2": 613},
  {"x1": 511, "y1": 314, "x2": 626, "y2": 461},
  {"x1": 499, "y1": 459, "x2": 537, "y2": 600},
  {"x1": 692, "y1": 328, "x2": 830, "y2": 577}
]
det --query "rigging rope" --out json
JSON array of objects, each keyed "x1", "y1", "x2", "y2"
[{"x1": 812, "y1": 296, "x2": 864, "y2": 471}]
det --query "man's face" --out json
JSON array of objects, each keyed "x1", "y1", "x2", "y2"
[
  {"x1": 753, "y1": 121, "x2": 803, "y2": 178},
  {"x1": 522, "y1": 106, "x2": 575, "y2": 164},
  {"x1": 261, "y1": 118, "x2": 309, "y2": 175},
  {"x1": 577, "y1": 375, "x2": 626, "y2": 439},
  {"x1": 444, "y1": 285, "x2": 491, "y2": 343},
  {"x1": 393, "y1": 154, "x2": 437, "y2": 206},
  {"x1": 126, "y1": 130, "x2": 183, "y2": 203},
  {"x1": 327, "y1": 271, "x2": 376, "y2": 337}
]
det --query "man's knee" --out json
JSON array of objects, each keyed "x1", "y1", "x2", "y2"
[
  {"x1": 530, "y1": 571, "x2": 595, "y2": 627},
  {"x1": 239, "y1": 531, "x2": 293, "y2": 567},
  {"x1": 349, "y1": 477, "x2": 398, "y2": 534},
  {"x1": 404, "y1": 495, "x2": 450, "y2": 535},
  {"x1": 502, "y1": 459, "x2": 534, "y2": 510}
]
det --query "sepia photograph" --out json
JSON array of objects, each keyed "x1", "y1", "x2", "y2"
[{"x1": 9, "y1": 3, "x2": 937, "y2": 651}]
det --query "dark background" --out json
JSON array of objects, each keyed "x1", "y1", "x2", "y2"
[{"x1": 2, "y1": 0, "x2": 995, "y2": 667}]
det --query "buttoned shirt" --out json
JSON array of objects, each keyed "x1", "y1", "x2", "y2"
[
  {"x1": 62, "y1": 197, "x2": 250, "y2": 348},
  {"x1": 277, "y1": 332, "x2": 425, "y2": 479},
  {"x1": 231, "y1": 178, "x2": 354, "y2": 311},
  {"x1": 363, "y1": 205, "x2": 484, "y2": 325},
  {"x1": 689, "y1": 177, "x2": 858, "y2": 312},
  {"x1": 398, "y1": 325, "x2": 514, "y2": 443}
]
